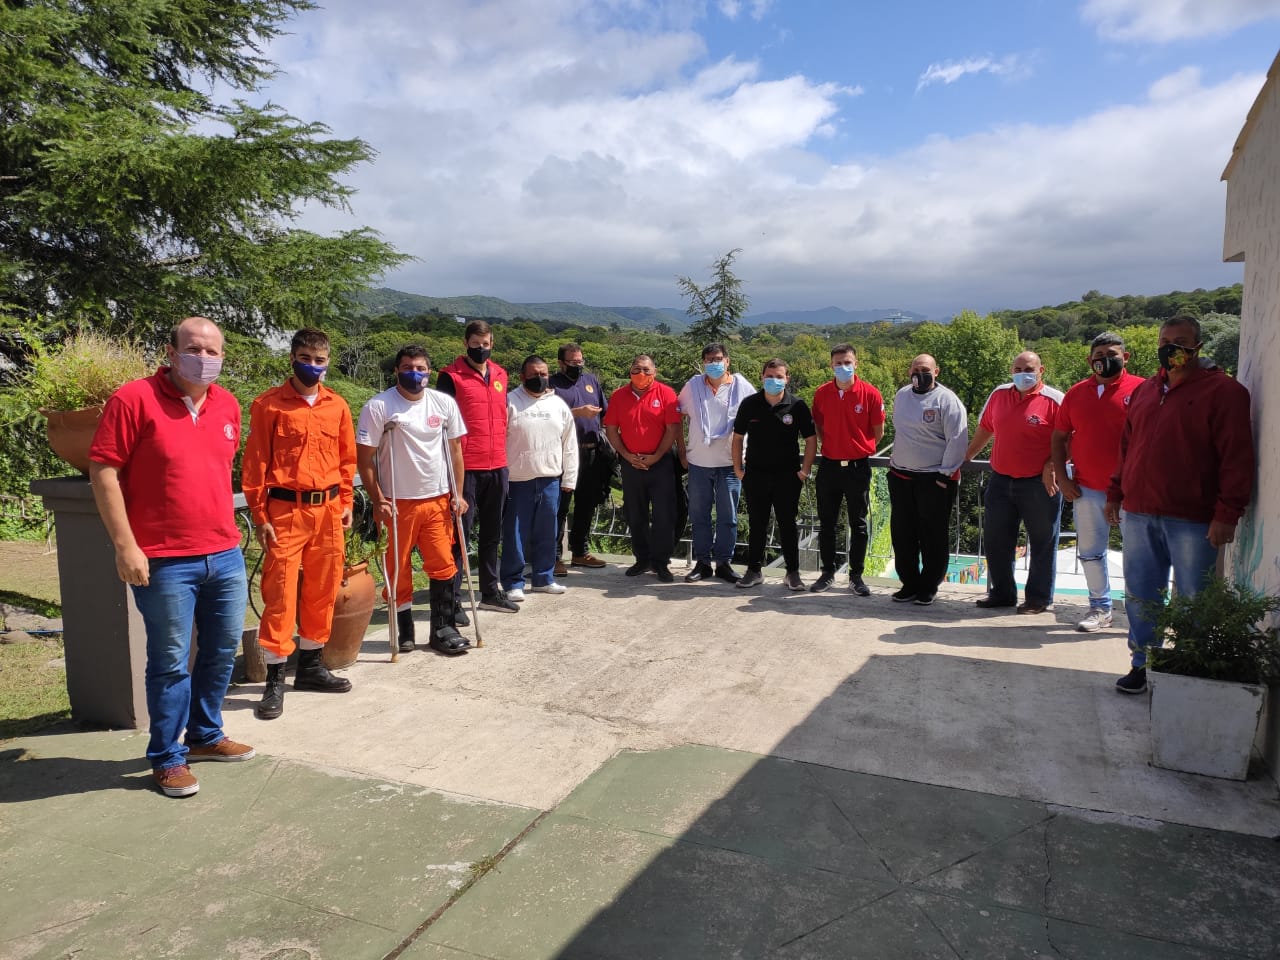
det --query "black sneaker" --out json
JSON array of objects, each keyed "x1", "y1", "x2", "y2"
[
  {"x1": 849, "y1": 576, "x2": 871, "y2": 597},
  {"x1": 783, "y1": 570, "x2": 805, "y2": 591},
  {"x1": 892, "y1": 587, "x2": 917, "y2": 603},
  {"x1": 684, "y1": 561, "x2": 714, "y2": 583},
  {"x1": 625, "y1": 562, "x2": 650, "y2": 577},
  {"x1": 479, "y1": 590, "x2": 519, "y2": 613},
  {"x1": 976, "y1": 597, "x2": 1016, "y2": 609},
  {"x1": 810, "y1": 573, "x2": 835, "y2": 593},
  {"x1": 737, "y1": 568, "x2": 763, "y2": 588},
  {"x1": 714, "y1": 563, "x2": 741, "y2": 584},
  {"x1": 453, "y1": 602, "x2": 470, "y2": 627},
  {"x1": 914, "y1": 592, "x2": 937, "y2": 606},
  {"x1": 654, "y1": 565, "x2": 674, "y2": 583},
  {"x1": 1115, "y1": 667, "x2": 1147, "y2": 694}
]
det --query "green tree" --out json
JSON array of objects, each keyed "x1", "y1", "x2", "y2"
[
  {"x1": 677, "y1": 248, "x2": 749, "y2": 345},
  {"x1": 911, "y1": 310, "x2": 1022, "y2": 417},
  {"x1": 1200, "y1": 312, "x2": 1241, "y2": 374},
  {"x1": 0, "y1": 0, "x2": 407, "y2": 343}
]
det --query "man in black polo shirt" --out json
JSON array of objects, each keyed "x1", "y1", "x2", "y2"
[
  {"x1": 731, "y1": 359, "x2": 816, "y2": 590},
  {"x1": 550, "y1": 342, "x2": 615, "y2": 574}
]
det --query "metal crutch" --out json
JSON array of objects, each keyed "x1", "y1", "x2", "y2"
[
  {"x1": 441, "y1": 431, "x2": 483, "y2": 648},
  {"x1": 377, "y1": 421, "x2": 401, "y2": 662}
]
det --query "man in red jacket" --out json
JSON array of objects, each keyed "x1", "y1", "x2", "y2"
[
  {"x1": 438, "y1": 320, "x2": 517, "y2": 613},
  {"x1": 1106, "y1": 314, "x2": 1255, "y2": 693}
]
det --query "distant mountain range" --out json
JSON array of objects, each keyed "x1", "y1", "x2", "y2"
[{"x1": 352, "y1": 288, "x2": 928, "y2": 331}]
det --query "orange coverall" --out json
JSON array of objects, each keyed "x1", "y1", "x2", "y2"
[{"x1": 241, "y1": 382, "x2": 357, "y2": 659}]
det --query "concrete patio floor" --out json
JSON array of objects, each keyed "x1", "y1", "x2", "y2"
[{"x1": 3, "y1": 558, "x2": 1280, "y2": 959}]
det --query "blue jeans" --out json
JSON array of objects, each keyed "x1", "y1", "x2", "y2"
[
  {"x1": 1121, "y1": 511, "x2": 1219, "y2": 668},
  {"x1": 983, "y1": 473, "x2": 1063, "y2": 607},
  {"x1": 687, "y1": 464, "x2": 741, "y2": 565},
  {"x1": 130, "y1": 547, "x2": 248, "y2": 771},
  {"x1": 501, "y1": 476, "x2": 561, "y2": 590},
  {"x1": 1074, "y1": 485, "x2": 1115, "y2": 613}
]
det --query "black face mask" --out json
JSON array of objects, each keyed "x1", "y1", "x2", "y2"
[
  {"x1": 467, "y1": 345, "x2": 491, "y2": 365},
  {"x1": 563, "y1": 364, "x2": 583, "y2": 382},
  {"x1": 524, "y1": 374, "x2": 550, "y2": 394},
  {"x1": 910, "y1": 370, "x2": 934, "y2": 393},
  {"x1": 1092, "y1": 355, "x2": 1124, "y2": 380}
]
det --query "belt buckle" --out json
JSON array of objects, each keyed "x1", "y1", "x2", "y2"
[
  {"x1": 307, "y1": 490, "x2": 325, "y2": 506},
  {"x1": 840, "y1": 460, "x2": 850, "y2": 467}
]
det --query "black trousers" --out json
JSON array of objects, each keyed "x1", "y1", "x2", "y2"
[
  {"x1": 619, "y1": 453, "x2": 676, "y2": 568},
  {"x1": 453, "y1": 466, "x2": 508, "y2": 598},
  {"x1": 743, "y1": 470, "x2": 802, "y2": 572},
  {"x1": 888, "y1": 471, "x2": 957, "y2": 595},
  {"x1": 556, "y1": 445, "x2": 616, "y2": 557},
  {"x1": 816, "y1": 456, "x2": 871, "y2": 576}
]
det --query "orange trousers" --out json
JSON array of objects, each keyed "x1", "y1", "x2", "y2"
[
  {"x1": 384, "y1": 494, "x2": 457, "y2": 609},
  {"x1": 257, "y1": 496, "x2": 344, "y2": 659}
]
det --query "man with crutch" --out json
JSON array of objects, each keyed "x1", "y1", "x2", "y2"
[{"x1": 356, "y1": 346, "x2": 471, "y2": 655}]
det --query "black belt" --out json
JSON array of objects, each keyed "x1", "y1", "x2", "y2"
[{"x1": 268, "y1": 485, "x2": 340, "y2": 506}]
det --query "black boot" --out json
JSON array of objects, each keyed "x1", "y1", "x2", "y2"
[
  {"x1": 396, "y1": 609, "x2": 416, "y2": 652},
  {"x1": 453, "y1": 599, "x2": 470, "y2": 627},
  {"x1": 429, "y1": 579, "x2": 470, "y2": 655},
  {"x1": 256, "y1": 662, "x2": 286, "y2": 720},
  {"x1": 294, "y1": 648, "x2": 352, "y2": 693}
]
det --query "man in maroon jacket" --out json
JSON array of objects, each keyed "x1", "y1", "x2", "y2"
[
  {"x1": 437, "y1": 320, "x2": 517, "y2": 613},
  {"x1": 1105, "y1": 313, "x2": 1255, "y2": 693}
]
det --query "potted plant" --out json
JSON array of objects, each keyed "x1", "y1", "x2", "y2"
[
  {"x1": 2, "y1": 329, "x2": 151, "y2": 474},
  {"x1": 1147, "y1": 575, "x2": 1280, "y2": 780}
]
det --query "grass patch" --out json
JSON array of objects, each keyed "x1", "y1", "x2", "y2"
[
  {"x1": 0, "y1": 590, "x2": 62, "y2": 621},
  {"x1": 0, "y1": 638, "x2": 70, "y2": 740}
]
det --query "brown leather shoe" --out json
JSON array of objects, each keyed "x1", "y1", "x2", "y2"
[
  {"x1": 187, "y1": 738, "x2": 256, "y2": 762},
  {"x1": 1016, "y1": 602, "x2": 1055, "y2": 615},
  {"x1": 153, "y1": 764, "x2": 199, "y2": 798},
  {"x1": 554, "y1": 559, "x2": 568, "y2": 577},
  {"x1": 571, "y1": 554, "x2": 607, "y2": 568}
]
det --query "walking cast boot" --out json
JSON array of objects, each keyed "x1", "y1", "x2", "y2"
[
  {"x1": 429, "y1": 579, "x2": 471, "y2": 655},
  {"x1": 396, "y1": 608, "x2": 416, "y2": 652},
  {"x1": 256, "y1": 662, "x2": 286, "y2": 720},
  {"x1": 294, "y1": 648, "x2": 352, "y2": 693}
]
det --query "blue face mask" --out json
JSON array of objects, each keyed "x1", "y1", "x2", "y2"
[
  {"x1": 763, "y1": 377, "x2": 786, "y2": 395},
  {"x1": 833, "y1": 363, "x2": 855, "y2": 381},
  {"x1": 397, "y1": 369, "x2": 429, "y2": 394},
  {"x1": 1012, "y1": 372, "x2": 1039, "y2": 391},
  {"x1": 704, "y1": 361, "x2": 726, "y2": 379},
  {"x1": 292, "y1": 360, "x2": 326, "y2": 387}
]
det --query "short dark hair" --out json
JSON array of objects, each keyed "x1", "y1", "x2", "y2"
[
  {"x1": 291, "y1": 328, "x2": 330, "y2": 354},
  {"x1": 830, "y1": 343, "x2": 857, "y2": 358},
  {"x1": 702, "y1": 342, "x2": 728, "y2": 360},
  {"x1": 1090, "y1": 331, "x2": 1125, "y2": 352},
  {"x1": 558, "y1": 342, "x2": 583, "y2": 362},
  {"x1": 394, "y1": 345, "x2": 430, "y2": 367},
  {"x1": 631, "y1": 353, "x2": 654, "y2": 367},
  {"x1": 464, "y1": 320, "x2": 492, "y2": 341},
  {"x1": 1161, "y1": 312, "x2": 1202, "y2": 341},
  {"x1": 521, "y1": 354, "x2": 548, "y2": 377},
  {"x1": 762, "y1": 358, "x2": 788, "y2": 376}
]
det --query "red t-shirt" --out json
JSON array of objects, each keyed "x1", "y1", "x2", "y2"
[
  {"x1": 979, "y1": 382, "x2": 1063, "y2": 478},
  {"x1": 603, "y1": 382, "x2": 680, "y2": 454},
  {"x1": 89, "y1": 368, "x2": 243, "y2": 558},
  {"x1": 1055, "y1": 372, "x2": 1143, "y2": 491},
  {"x1": 811, "y1": 378, "x2": 885, "y2": 460}
]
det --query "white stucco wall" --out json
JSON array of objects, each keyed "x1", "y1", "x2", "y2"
[{"x1": 1223, "y1": 62, "x2": 1280, "y2": 774}]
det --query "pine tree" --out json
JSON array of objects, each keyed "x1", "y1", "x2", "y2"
[{"x1": 677, "y1": 249, "x2": 750, "y2": 345}]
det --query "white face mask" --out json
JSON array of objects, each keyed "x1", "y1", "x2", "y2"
[
  {"x1": 833, "y1": 362, "x2": 855, "y2": 381},
  {"x1": 173, "y1": 352, "x2": 223, "y2": 385}
]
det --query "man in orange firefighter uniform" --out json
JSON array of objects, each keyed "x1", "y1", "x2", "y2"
[{"x1": 241, "y1": 328, "x2": 358, "y2": 719}]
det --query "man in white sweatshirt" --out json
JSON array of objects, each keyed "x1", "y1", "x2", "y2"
[{"x1": 500, "y1": 356, "x2": 580, "y2": 599}]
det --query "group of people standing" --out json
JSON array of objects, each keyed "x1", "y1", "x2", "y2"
[{"x1": 86, "y1": 310, "x2": 1254, "y2": 799}]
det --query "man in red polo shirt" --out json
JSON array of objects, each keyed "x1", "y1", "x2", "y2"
[
  {"x1": 811, "y1": 343, "x2": 885, "y2": 595},
  {"x1": 1051, "y1": 332, "x2": 1143, "y2": 632},
  {"x1": 965, "y1": 350, "x2": 1064, "y2": 614},
  {"x1": 603, "y1": 353, "x2": 681, "y2": 581},
  {"x1": 89, "y1": 316, "x2": 255, "y2": 798}
]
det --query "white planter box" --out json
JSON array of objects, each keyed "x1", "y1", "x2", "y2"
[{"x1": 1149, "y1": 670, "x2": 1267, "y2": 780}]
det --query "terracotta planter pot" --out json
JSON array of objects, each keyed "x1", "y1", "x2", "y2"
[
  {"x1": 42, "y1": 405, "x2": 105, "y2": 474},
  {"x1": 322, "y1": 561, "x2": 377, "y2": 670}
]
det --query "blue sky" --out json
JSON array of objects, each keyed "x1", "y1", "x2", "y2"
[{"x1": 260, "y1": 0, "x2": 1280, "y2": 318}]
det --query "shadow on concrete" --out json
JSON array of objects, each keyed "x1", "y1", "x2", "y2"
[
  {"x1": 0, "y1": 746, "x2": 150, "y2": 802},
  {"x1": 422, "y1": 650, "x2": 1280, "y2": 960}
]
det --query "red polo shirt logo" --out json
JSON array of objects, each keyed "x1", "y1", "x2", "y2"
[{"x1": 428, "y1": 415, "x2": 442, "y2": 428}]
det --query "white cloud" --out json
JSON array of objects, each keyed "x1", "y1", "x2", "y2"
[
  {"x1": 1082, "y1": 0, "x2": 1280, "y2": 42},
  {"x1": 261, "y1": 2, "x2": 1259, "y2": 316},
  {"x1": 916, "y1": 55, "x2": 1027, "y2": 93},
  {"x1": 718, "y1": 0, "x2": 773, "y2": 20}
]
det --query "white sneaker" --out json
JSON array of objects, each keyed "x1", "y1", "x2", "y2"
[
  {"x1": 532, "y1": 582, "x2": 567, "y2": 595},
  {"x1": 1077, "y1": 609, "x2": 1113, "y2": 632},
  {"x1": 507, "y1": 587, "x2": 526, "y2": 602}
]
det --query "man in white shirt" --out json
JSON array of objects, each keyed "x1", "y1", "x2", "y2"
[
  {"x1": 676, "y1": 343, "x2": 755, "y2": 583},
  {"x1": 501, "y1": 356, "x2": 579, "y2": 599},
  {"x1": 356, "y1": 346, "x2": 470, "y2": 655}
]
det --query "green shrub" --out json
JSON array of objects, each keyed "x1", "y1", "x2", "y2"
[{"x1": 1148, "y1": 576, "x2": 1280, "y2": 684}]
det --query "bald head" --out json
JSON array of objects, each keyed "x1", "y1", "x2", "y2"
[
  {"x1": 909, "y1": 354, "x2": 938, "y2": 376},
  {"x1": 1012, "y1": 351, "x2": 1041, "y2": 374},
  {"x1": 171, "y1": 316, "x2": 224, "y2": 354}
]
